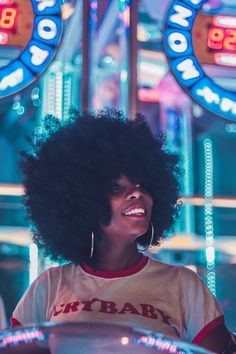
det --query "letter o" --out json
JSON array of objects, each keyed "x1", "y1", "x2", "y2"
[
  {"x1": 37, "y1": 19, "x2": 57, "y2": 40},
  {"x1": 168, "y1": 32, "x2": 188, "y2": 53}
]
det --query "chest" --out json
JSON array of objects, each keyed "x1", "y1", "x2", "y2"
[{"x1": 47, "y1": 276, "x2": 182, "y2": 339}]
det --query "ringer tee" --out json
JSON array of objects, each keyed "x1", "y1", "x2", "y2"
[{"x1": 11, "y1": 255, "x2": 224, "y2": 343}]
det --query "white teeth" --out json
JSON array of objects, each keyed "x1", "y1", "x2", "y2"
[{"x1": 124, "y1": 208, "x2": 145, "y2": 216}]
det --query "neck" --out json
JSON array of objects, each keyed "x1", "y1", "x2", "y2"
[{"x1": 90, "y1": 240, "x2": 141, "y2": 272}]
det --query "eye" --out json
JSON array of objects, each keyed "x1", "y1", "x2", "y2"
[
  {"x1": 110, "y1": 183, "x2": 123, "y2": 194},
  {"x1": 137, "y1": 183, "x2": 151, "y2": 195},
  {"x1": 136, "y1": 183, "x2": 146, "y2": 191}
]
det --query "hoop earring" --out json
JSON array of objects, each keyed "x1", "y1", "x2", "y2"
[
  {"x1": 148, "y1": 222, "x2": 154, "y2": 248},
  {"x1": 140, "y1": 222, "x2": 154, "y2": 252},
  {"x1": 90, "y1": 231, "x2": 95, "y2": 258}
]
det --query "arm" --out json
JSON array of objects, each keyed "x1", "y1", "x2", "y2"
[
  {"x1": 198, "y1": 323, "x2": 235, "y2": 353},
  {"x1": 180, "y1": 267, "x2": 233, "y2": 351}
]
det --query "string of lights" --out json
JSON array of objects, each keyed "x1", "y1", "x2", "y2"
[{"x1": 203, "y1": 138, "x2": 216, "y2": 296}]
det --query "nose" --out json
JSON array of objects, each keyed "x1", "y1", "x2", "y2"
[{"x1": 127, "y1": 185, "x2": 144, "y2": 200}]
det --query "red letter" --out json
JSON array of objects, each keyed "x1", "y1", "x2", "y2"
[
  {"x1": 99, "y1": 300, "x2": 118, "y2": 314},
  {"x1": 140, "y1": 304, "x2": 158, "y2": 319},
  {"x1": 82, "y1": 298, "x2": 99, "y2": 311},
  {"x1": 119, "y1": 303, "x2": 140, "y2": 315},
  {"x1": 63, "y1": 301, "x2": 81, "y2": 314},
  {"x1": 52, "y1": 304, "x2": 65, "y2": 316},
  {"x1": 156, "y1": 308, "x2": 171, "y2": 325}
]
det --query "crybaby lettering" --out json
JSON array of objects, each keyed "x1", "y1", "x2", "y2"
[{"x1": 52, "y1": 298, "x2": 179, "y2": 335}]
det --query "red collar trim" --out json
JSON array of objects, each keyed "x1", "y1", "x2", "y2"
[{"x1": 81, "y1": 254, "x2": 148, "y2": 278}]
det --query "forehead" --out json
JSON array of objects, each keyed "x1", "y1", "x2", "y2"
[{"x1": 114, "y1": 175, "x2": 134, "y2": 185}]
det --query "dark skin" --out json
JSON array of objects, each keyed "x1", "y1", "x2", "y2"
[
  {"x1": 95, "y1": 175, "x2": 153, "y2": 272},
  {"x1": 199, "y1": 323, "x2": 231, "y2": 353},
  {"x1": 93, "y1": 175, "x2": 232, "y2": 353}
]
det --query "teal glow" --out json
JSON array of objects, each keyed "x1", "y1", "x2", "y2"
[{"x1": 203, "y1": 138, "x2": 216, "y2": 296}]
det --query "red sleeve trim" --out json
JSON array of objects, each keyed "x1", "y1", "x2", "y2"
[
  {"x1": 10, "y1": 317, "x2": 22, "y2": 328},
  {"x1": 81, "y1": 254, "x2": 149, "y2": 278},
  {"x1": 192, "y1": 315, "x2": 225, "y2": 344}
]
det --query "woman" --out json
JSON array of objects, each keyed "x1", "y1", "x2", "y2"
[{"x1": 11, "y1": 109, "x2": 234, "y2": 352}]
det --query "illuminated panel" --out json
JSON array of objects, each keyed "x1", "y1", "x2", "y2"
[
  {"x1": 208, "y1": 27, "x2": 236, "y2": 52},
  {"x1": 213, "y1": 16, "x2": 236, "y2": 29},
  {"x1": 192, "y1": 13, "x2": 236, "y2": 67},
  {"x1": 214, "y1": 53, "x2": 236, "y2": 67},
  {"x1": 0, "y1": 5, "x2": 17, "y2": 30},
  {"x1": 164, "y1": 0, "x2": 236, "y2": 122},
  {"x1": 208, "y1": 27, "x2": 224, "y2": 50},
  {"x1": 0, "y1": 330, "x2": 45, "y2": 347},
  {"x1": 0, "y1": 31, "x2": 8, "y2": 44},
  {"x1": 0, "y1": 0, "x2": 62, "y2": 99}
]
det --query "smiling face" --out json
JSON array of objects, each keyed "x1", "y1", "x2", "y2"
[{"x1": 99, "y1": 175, "x2": 153, "y2": 245}]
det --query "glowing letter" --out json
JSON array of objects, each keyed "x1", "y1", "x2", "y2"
[
  {"x1": 36, "y1": 0, "x2": 56, "y2": 12},
  {"x1": 37, "y1": 19, "x2": 57, "y2": 40},
  {"x1": 176, "y1": 58, "x2": 200, "y2": 80},
  {"x1": 168, "y1": 32, "x2": 188, "y2": 53},
  {"x1": 169, "y1": 5, "x2": 193, "y2": 28},
  {"x1": 29, "y1": 45, "x2": 49, "y2": 66},
  {"x1": 196, "y1": 87, "x2": 220, "y2": 104},
  {"x1": 0, "y1": 68, "x2": 23, "y2": 91}
]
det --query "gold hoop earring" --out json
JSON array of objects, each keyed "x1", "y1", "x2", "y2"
[{"x1": 90, "y1": 231, "x2": 94, "y2": 258}]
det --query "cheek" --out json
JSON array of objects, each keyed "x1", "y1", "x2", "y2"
[{"x1": 148, "y1": 196, "x2": 154, "y2": 211}]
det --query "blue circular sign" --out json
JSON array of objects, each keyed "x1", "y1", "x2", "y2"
[
  {"x1": 164, "y1": 0, "x2": 236, "y2": 122},
  {"x1": 0, "y1": 0, "x2": 62, "y2": 99}
]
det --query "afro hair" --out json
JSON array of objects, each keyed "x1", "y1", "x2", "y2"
[{"x1": 21, "y1": 108, "x2": 180, "y2": 264}]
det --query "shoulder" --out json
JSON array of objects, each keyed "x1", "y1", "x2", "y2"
[
  {"x1": 12, "y1": 263, "x2": 75, "y2": 321},
  {"x1": 147, "y1": 256, "x2": 183, "y2": 274},
  {"x1": 45, "y1": 262, "x2": 75, "y2": 277},
  {"x1": 146, "y1": 256, "x2": 185, "y2": 282},
  {"x1": 146, "y1": 257, "x2": 204, "y2": 288},
  {"x1": 26, "y1": 262, "x2": 75, "y2": 292}
]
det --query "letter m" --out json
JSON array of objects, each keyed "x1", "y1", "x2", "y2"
[
  {"x1": 176, "y1": 58, "x2": 200, "y2": 80},
  {"x1": 169, "y1": 5, "x2": 193, "y2": 28}
]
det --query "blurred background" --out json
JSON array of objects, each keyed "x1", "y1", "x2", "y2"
[{"x1": 0, "y1": 0, "x2": 235, "y2": 333}]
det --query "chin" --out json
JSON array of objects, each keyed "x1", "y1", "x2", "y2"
[{"x1": 134, "y1": 227, "x2": 149, "y2": 239}]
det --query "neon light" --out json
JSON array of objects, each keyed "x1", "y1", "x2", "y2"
[
  {"x1": 164, "y1": 0, "x2": 236, "y2": 121},
  {"x1": 37, "y1": 18, "x2": 57, "y2": 40},
  {"x1": 0, "y1": 6, "x2": 17, "y2": 29},
  {"x1": 0, "y1": 31, "x2": 8, "y2": 44},
  {"x1": 214, "y1": 16, "x2": 236, "y2": 29},
  {"x1": 208, "y1": 28, "x2": 224, "y2": 50},
  {"x1": 0, "y1": 1, "x2": 62, "y2": 99},
  {"x1": 32, "y1": 0, "x2": 61, "y2": 15},
  {"x1": 121, "y1": 337, "x2": 129, "y2": 345},
  {"x1": 203, "y1": 139, "x2": 216, "y2": 296},
  {"x1": 2, "y1": 330, "x2": 45, "y2": 346},
  {"x1": 0, "y1": 184, "x2": 24, "y2": 196},
  {"x1": 208, "y1": 27, "x2": 236, "y2": 52},
  {"x1": 224, "y1": 29, "x2": 236, "y2": 51},
  {"x1": 36, "y1": 0, "x2": 57, "y2": 13},
  {"x1": 0, "y1": 67, "x2": 23, "y2": 91}
]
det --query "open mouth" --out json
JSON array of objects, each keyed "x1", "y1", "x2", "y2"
[{"x1": 123, "y1": 207, "x2": 146, "y2": 216}]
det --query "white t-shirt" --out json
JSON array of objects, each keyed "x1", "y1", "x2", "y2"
[{"x1": 12, "y1": 255, "x2": 224, "y2": 344}]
